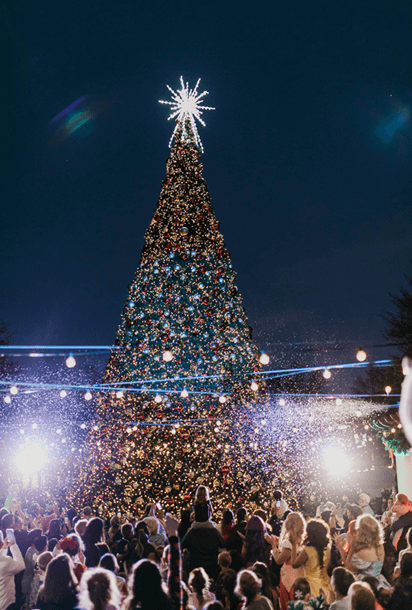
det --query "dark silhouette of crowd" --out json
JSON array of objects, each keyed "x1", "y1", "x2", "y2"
[{"x1": 1, "y1": 485, "x2": 412, "y2": 610}]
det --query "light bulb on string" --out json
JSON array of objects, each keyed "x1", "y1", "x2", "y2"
[
  {"x1": 155, "y1": 394, "x2": 162, "y2": 403},
  {"x1": 323, "y1": 369, "x2": 331, "y2": 379},
  {"x1": 84, "y1": 392, "x2": 92, "y2": 401},
  {"x1": 250, "y1": 381, "x2": 259, "y2": 391},
  {"x1": 4, "y1": 395, "x2": 11, "y2": 404},
  {"x1": 116, "y1": 391, "x2": 124, "y2": 399},
  {"x1": 385, "y1": 386, "x2": 392, "y2": 395},
  {"x1": 80, "y1": 423, "x2": 86, "y2": 429},
  {"x1": 60, "y1": 390, "x2": 67, "y2": 398},
  {"x1": 356, "y1": 348, "x2": 367, "y2": 362},
  {"x1": 162, "y1": 351, "x2": 173, "y2": 362},
  {"x1": 10, "y1": 386, "x2": 18, "y2": 395},
  {"x1": 65, "y1": 354, "x2": 76, "y2": 368},
  {"x1": 259, "y1": 353, "x2": 270, "y2": 365},
  {"x1": 279, "y1": 398, "x2": 286, "y2": 406},
  {"x1": 335, "y1": 398, "x2": 342, "y2": 406},
  {"x1": 181, "y1": 389, "x2": 189, "y2": 398},
  {"x1": 219, "y1": 396, "x2": 227, "y2": 404}
]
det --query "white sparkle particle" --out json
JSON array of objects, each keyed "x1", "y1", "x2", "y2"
[{"x1": 159, "y1": 76, "x2": 215, "y2": 152}]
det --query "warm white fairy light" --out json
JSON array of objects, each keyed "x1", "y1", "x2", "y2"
[
  {"x1": 323, "y1": 369, "x2": 332, "y2": 379},
  {"x1": 180, "y1": 389, "x2": 189, "y2": 398},
  {"x1": 159, "y1": 76, "x2": 215, "y2": 152},
  {"x1": 10, "y1": 386, "x2": 18, "y2": 395}
]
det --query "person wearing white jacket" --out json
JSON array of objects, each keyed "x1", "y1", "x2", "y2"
[{"x1": 0, "y1": 532, "x2": 25, "y2": 610}]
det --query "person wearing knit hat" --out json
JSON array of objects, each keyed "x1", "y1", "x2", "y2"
[{"x1": 359, "y1": 493, "x2": 374, "y2": 515}]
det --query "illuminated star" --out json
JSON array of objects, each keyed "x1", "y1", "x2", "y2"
[{"x1": 159, "y1": 76, "x2": 215, "y2": 152}]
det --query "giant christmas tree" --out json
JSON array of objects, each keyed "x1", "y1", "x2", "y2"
[{"x1": 73, "y1": 79, "x2": 289, "y2": 515}]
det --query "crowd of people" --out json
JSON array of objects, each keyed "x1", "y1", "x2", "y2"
[{"x1": 1, "y1": 485, "x2": 412, "y2": 610}]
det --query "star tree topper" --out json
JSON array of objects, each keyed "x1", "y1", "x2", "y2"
[{"x1": 159, "y1": 76, "x2": 215, "y2": 152}]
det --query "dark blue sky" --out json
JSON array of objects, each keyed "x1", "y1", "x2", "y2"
[{"x1": 3, "y1": 1, "x2": 412, "y2": 369}]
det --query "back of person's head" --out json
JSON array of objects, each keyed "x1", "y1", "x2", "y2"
[
  {"x1": 83, "y1": 506, "x2": 93, "y2": 517},
  {"x1": 96, "y1": 542, "x2": 110, "y2": 558},
  {"x1": 351, "y1": 587, "x2": 374, "y2": 610},
  {"x1": 47, "y1": 518, "x2": 62, "y2": 540},
  {"x1": 293, "y1": 578, "x2": 310, "y2": 601},
  {"x1": 194, "y1": 485, "x2": 210, "y2": 503},
  {"x1": 121, "y1": 522, "x2": 134, "y2": 539},
  {"x1": 75, "y1": 518, "x2": 88, "y2": 538},
  {"x1": 236, "y1": 507, "x2": 247, "y2": 523},
  {"x1": 348, "y1": 582, "x2": 374, "y2": 609},
  {"x1": 99, "y1": 552, "x2": 119, "y2": 573},
  {"x1": 282, "y1": 512, "x2": 305, "y2": 540},
  {"x1": 396, "y1": 493, "x2": 409, "y2": 505},
  {"x1": 84, "y1": 517, "x2": 104, "y2": 544},
  {"x1": 273, "y1": 490, "x2": 283, "y2": 501},
  {"x1": 1, "y1": 513, "x2": 14, "y2": 530},
  {"x1": 78, "y1": 567, "x2": 121, "y2": 610},
  {"x1": 0, "y1": 508, "x2": 9, "y2": 523},
  {"x1": 347, "y1": 503, "x2": 363, "y2": 520},
  {"x1": 40, "y1": 554, "x2": 77, "y2": 603},
  {"x1": 110, "y1": 515, "x2": 120, "y2": 527},
  {"x1": 29, "y1": 502, "x2": 40, "y2": 518},
  {"x1": 143, "y1": 517, "x2": 159, "y2": 535},
  {"x1": 37, "y1": 551, "x2": 53, "y2": 571},
  {"x1": 203, "y1": 602, "x2": 224, "y2": 610},
  {"x1": 126, "y1": 558, "x2": 170, "y2": 610},
  {"x1": 27, "y1": 527, "x2": 42, "y2": 547},
  {"x1": 400, "y1": 551, "x2": 412, "y2": 578},
  {"x1": 320, "y1": 510, "x2": 331, "y2": 524},
  {"x1": 222, "y1": 569, "x2": 237, "y2": 598},
  {"x1": 67, "y1": 508, "x2": 77, "y2": 523},
  {"x1": 406, "y1": 526, "x2": 412, "y2": 549},
  {"x1": 48, "y1": 538, "x2": 58, "y2": 552},
  {"x1": 252, "y1": 562, "x2": 275, "y2": 605},
  {"x1": 34, "y1": 534, "x2": 47, "y2": 554},
  {"x1": 254, "y1": 509, "x2": 267, "y2": 522},
  {"x1": 235, "y1": 569, "x2": 261, "y2": 604},
  {"x1": 332, "y1": 567, "x2": 355, "y2": 597},
  {"x1": 189, "y1": 567, "x2": 209, "y2": 596},
  {"x1": 218, "y1": 551, "x2": 232, "y2": 569},
  {"x1": 60, "y1": 533, "x2": 83, "y2": 557},
  {"x1": 222, "y1": 509, "x2": 234, "y2": 525}
]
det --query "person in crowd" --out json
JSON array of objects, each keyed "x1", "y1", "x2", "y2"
[
  {"x1": 83, "y1": 507, "x2": 94, "y2": 522},
  {"x1": 0, "y1": 528, "x2": 25, "y2": 610},
  {"x1": 177, "y1": 509, "x2": 191, "y2": 541},
  {"x1": 28, "y1": 550, "x2": 53, "y2": 609},
  {"x1": 235, "y1": 569, "x2": 274, "y2": 610},
  {"x1": 226, "y1": 507, "x2": 248, "y2": 571},
  {"x1": 83, "y1": 518, "x2": 105, "y2": 568},
  {"x1": 343, "y1": 514, "x2": 390, "y2": 587},
  {"x1": 242, "y1": 515, "x2": 271, "y2": 567},
  {"x1": 77, "y1": 566, "x2": 121, "y2": 610},
  {"x1": 28, "y1": 501, "x2": 58, "y2": 534},
  {"x1": 361, "y1": 575, "x2": 392, "y2": 610},
  {"x1": 348, "y1": 582, "x2": 375, "y2": 610},
  {"x1": 381, "y1": 498, "x2": 394, "y2": 525},
  {"x1": 290, "y1": 518, "x2": 332, "y2": 601},
  {"x1": 221, "y1": 569, "x2": 242, "y2": 610},
  {"x1": 272, "y1": 490, "x2": 289, "y2": 521},
  {"x1": 212, "y1": 551, "x2": 232, "y2": 602},
  {"x1": 252, "y1": 562, "x2": 278, "y2": 610},
  {"x1": 394, "y1": 525, "x2": 412, "y2": 578},
  {"x1": 387, "y1": 551, "x2": 412, "y2": 610},
  {"x1": 265, "y1": 512, "x2": 305, "y2": 610},
  {"x1": 390, "y1": 493, "x2": 412, "y2": 552},
  {"x1": 121, "y1": 513, "x2": 181, "y2": 610},
  {"x1": 21, "y1": 529, "x2": 43, "y2": 607},
  {"x1": 329, "y1": 567, "x2": 355, "y2": 610},
  {"x1": 66, "y1": 508, "x2": 77, "y2": 533},
  {"x1": 287, "y1": 577, "x2": 316, "y2": 610},
  {"x1": 143, "y1": 517, "x2": 166, "y2": 548},
  {"x1": 181, "y1": 505, "x2": 225, "y2": 581},
  {"x1": 359, "y1": 493, "x2": 374, "y2": 515},
  {"x1": 115, "y1": 523, "x2": 140, "y2": 574},
  {"x1": 203, "y1": 602, "x2": 224, "y2": 610},
  {"x1": 60, "y1": 533, "x2": 87, "y2": 581},
  {"x1": 345, "y1": 504, "x2": 363, "y2": 525},
  {"x1": 134, "y1": 522, "x2": 156, "y2": 562},
  {"x1": 47, "y1": 519, "x2": 63, "y2": 541},
  {"x1": 220, "y1": 509, "x2": 235, "y2": 542},
  {"x1": 188, "y1": 566, "x2": 216, "y2": 610},
  {"x1": 99, "y1": 553, "x2": 127, "y2": 598},
  {"x1": 75, "y1": 519, "x2": 89, "y2": 539},
  {"x1": 36, "y1": 553, "x2": 78, "y2": 610},
  {"x1": 193, "y1": 485, "x2": 213, "y2": 522},
  {"x1": 107, "y1": 516, "x2": 122, "y2": 551}
]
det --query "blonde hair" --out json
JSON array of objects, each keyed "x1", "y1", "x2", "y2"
[
  {"x1": 354, "y1": 514, "x2": 384, "y2": 552},
  {"x1": 75, "y1": 518, "x2": 88, "y2": 538},
  {"x1": 279, "y1": 512, "x2": 306, "y2": 547},
  {"x1": 143, "y1": 517, "x2": 159, "y2": 536},
  {"x1": 194, "y1": 485, "x2": 210, "y2": 504}
]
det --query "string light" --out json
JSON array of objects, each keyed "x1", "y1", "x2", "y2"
[
  {"x1": 279, "y1": 398, "x2": 286, "y2": 406},
  {"x1": 385, "y1": 386, "x2": 392, "y2": 395},
  {"x1": 323, "y1": 369, "x2": 331, "y2": 379},
  {"x1": 116, "y1": 390, "x2": 124, "y2": 399},
  {"x1": 259, "y1": 353, "x2": 270, "y2": 365},
  {"x1": 335, "y1": 398, "x2": 342, "y2": 405},
  {"x1": 10, "y1": 386, "x2": 18, "y2": 395},
  {"x1": 250, "y1": 381, "x2": 259, "y2": 391},
  {"x1": 180, "y1": 389, "x2": 189, "y2": 398},
  {"x1": 219, "y1": 396, "x2": 227, "y2": 404},
  {"x1": 60, "y1": 390, "x2": 67, "y2": 398},
  {"x1": 84, "y1": 391, "x2": 92, "y2": 401},
  {"x1": 155, "y1": 394, "x2": 162, "y2": 403},
  {"x1": 65, "y1": 354, "x2": 76, "y2": 368},
  {"x1": 356, "y1": 348, "x2": 367, "y2": 362},
  {"x1": 4, "y1": 395, "x2": 11, "y2": 404},
  {"x1": 162, "y1": 351, "x2": 173, "y2": 362}
]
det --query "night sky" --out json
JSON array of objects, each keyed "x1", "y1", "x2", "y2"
[{"x1": 3, "y1": 1, "x2": 412, "y2": 373}]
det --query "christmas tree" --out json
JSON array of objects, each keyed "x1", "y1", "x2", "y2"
[{"x1": 73, "y1": 79, "x2": 289, "y2": 515}]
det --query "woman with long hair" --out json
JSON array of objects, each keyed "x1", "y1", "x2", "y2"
[
  {"x1": 242, "y1": 515, "x2": 271, "y2": 567},
  {"x1": 234, "y1": 569, "x2": 274, "y2": 610},
  {"x1": 221, "y1": 509, "x2": 235, "y2": 542},
  {"x1": 252, "y1": 562, "x2": 279, "y2": 610},
  {"x1": 290, "y1": 518, "x2": 332, "y2": 601},
  {"x1": 77, "y1": 567, "x2": 121, "y2": 610},
  {"x1": 188, "y1": 567, "x2": 215, "y2": 610},
  {"x1": 265, "y1": 512, "x2": 305, "y2": 610},
  {"x1": 59, "y1": 533, "x2": 87, "y2": 582},
  {"x1": 344, "y1": 514, "x2": 390, "y2": 587},
  {"x1": 36, "y1": 554, "x2": 78, "y2": 610},
  {"x1": 83, "y1": 517, "x2": 104, "y2": 568}
]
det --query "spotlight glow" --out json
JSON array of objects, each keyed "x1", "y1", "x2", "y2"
[
  {"x1": 219, "y1": 395, "x2": 227, "y2": 404},
  {"x1": 16, "y1": 442, "x2": 47, "y2": 474},
  {"x1": 385, "y1": 386, "x2": 392, "y2": 395},
  {"x1": 155, "y1": 394, "x2": 162, "y2": 403},
  {"x1": 322, "y1": 445, "x2": 350, "y2": 477}
]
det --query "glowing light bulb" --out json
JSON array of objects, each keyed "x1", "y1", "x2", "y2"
[
  {"x1": 162, "y1": 351, "x2": 173, "y2": 362},
  {"x1": 323, "y1": 369, "x2": 331, "y2": 379},
  {"x1": 261, "y1": 419, "x2": 267, "y2": 425},
  {"x1": 116, "y1": 390, "x2": 124, "y2": 399},
  {"x1": 335, "y1": 398, "x2": 342, "y2": 406},
  {"x1": 32, "y1": 423, "x2": 37, "y2": 429},
  {"x1": 181, "y1": 389, "x2": 189, "y2": 398},
  {"x1": 251, "y1": 381, "x2": 259, "y2": 391},
  {"x1": 84, "y1": 392, "x2": 92, "y2": 401},
  {"x1": 391, "y1": 427, "x2": 396, "y2": 433},
  {"x1": 56, "y1": 429, "x2": 62, "y2": 434},
  {"x1": 171, "y1": 427, "x2": 176, "y2": 435},
  {"x1": 279, "y1": 398, "x2": 286, "y2": 406},
  {"x1": 385, "y1": 386, "x2": 392, "y2": 395},
  {"x1": 80, "y1": 423, "x2": 86, "y2": 429},
  {"x1": 259, "y1": 353, "x2": 270, "y2": 365},
  {"x1": 398, "y1": 423, "x2": 403, "y2": 429},
  {"x1": 93, "y1": 425, "x2": 98, "y2": 431},
  {"x1": 356, "y1": 348, "x2": 367, "y2": 362},
  {"x1": 65, "y1": 355, "x2": 76, "y2": 368},
  {"x1": 356, "y1": 410, "x2": 362, "y2": 417},
  {"x1": 4, "y1": 395, "x2": 11, "y2": 404},
  {"x1": 219, "y1": 396, "x2": 227, "y2": 404},
  {"x1": 10, "y1": 386, "x2": 18, "y2": 395},
  {"x1": 155, "y1": 394, "x2": 162, "y2": 403},
  {"x1": 364, "y1": 424, "x2": 369, "y2": 430},
  {"x1": 60, "y1": 390, "x2": 67, "y2": 398}
]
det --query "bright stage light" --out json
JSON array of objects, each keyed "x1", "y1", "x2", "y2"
[
  {"x1": 356, "y1": 348, "x2": 367, "y2": 362},
  {"x1": 10, "y1": 386, "x2": 18, "y2": 395},
  {"x1": 16, "y1": 442, "x2": 47, "y2": 474},
  {"x1": 259, "y1": 353, "x2": 270, "y2": 365},
  {"x1": 322, "y1": 445, "x2": 350, "y2": 477},
  {"x1": 65, "y1": 355, "x2": 76, "y2": 368}
]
